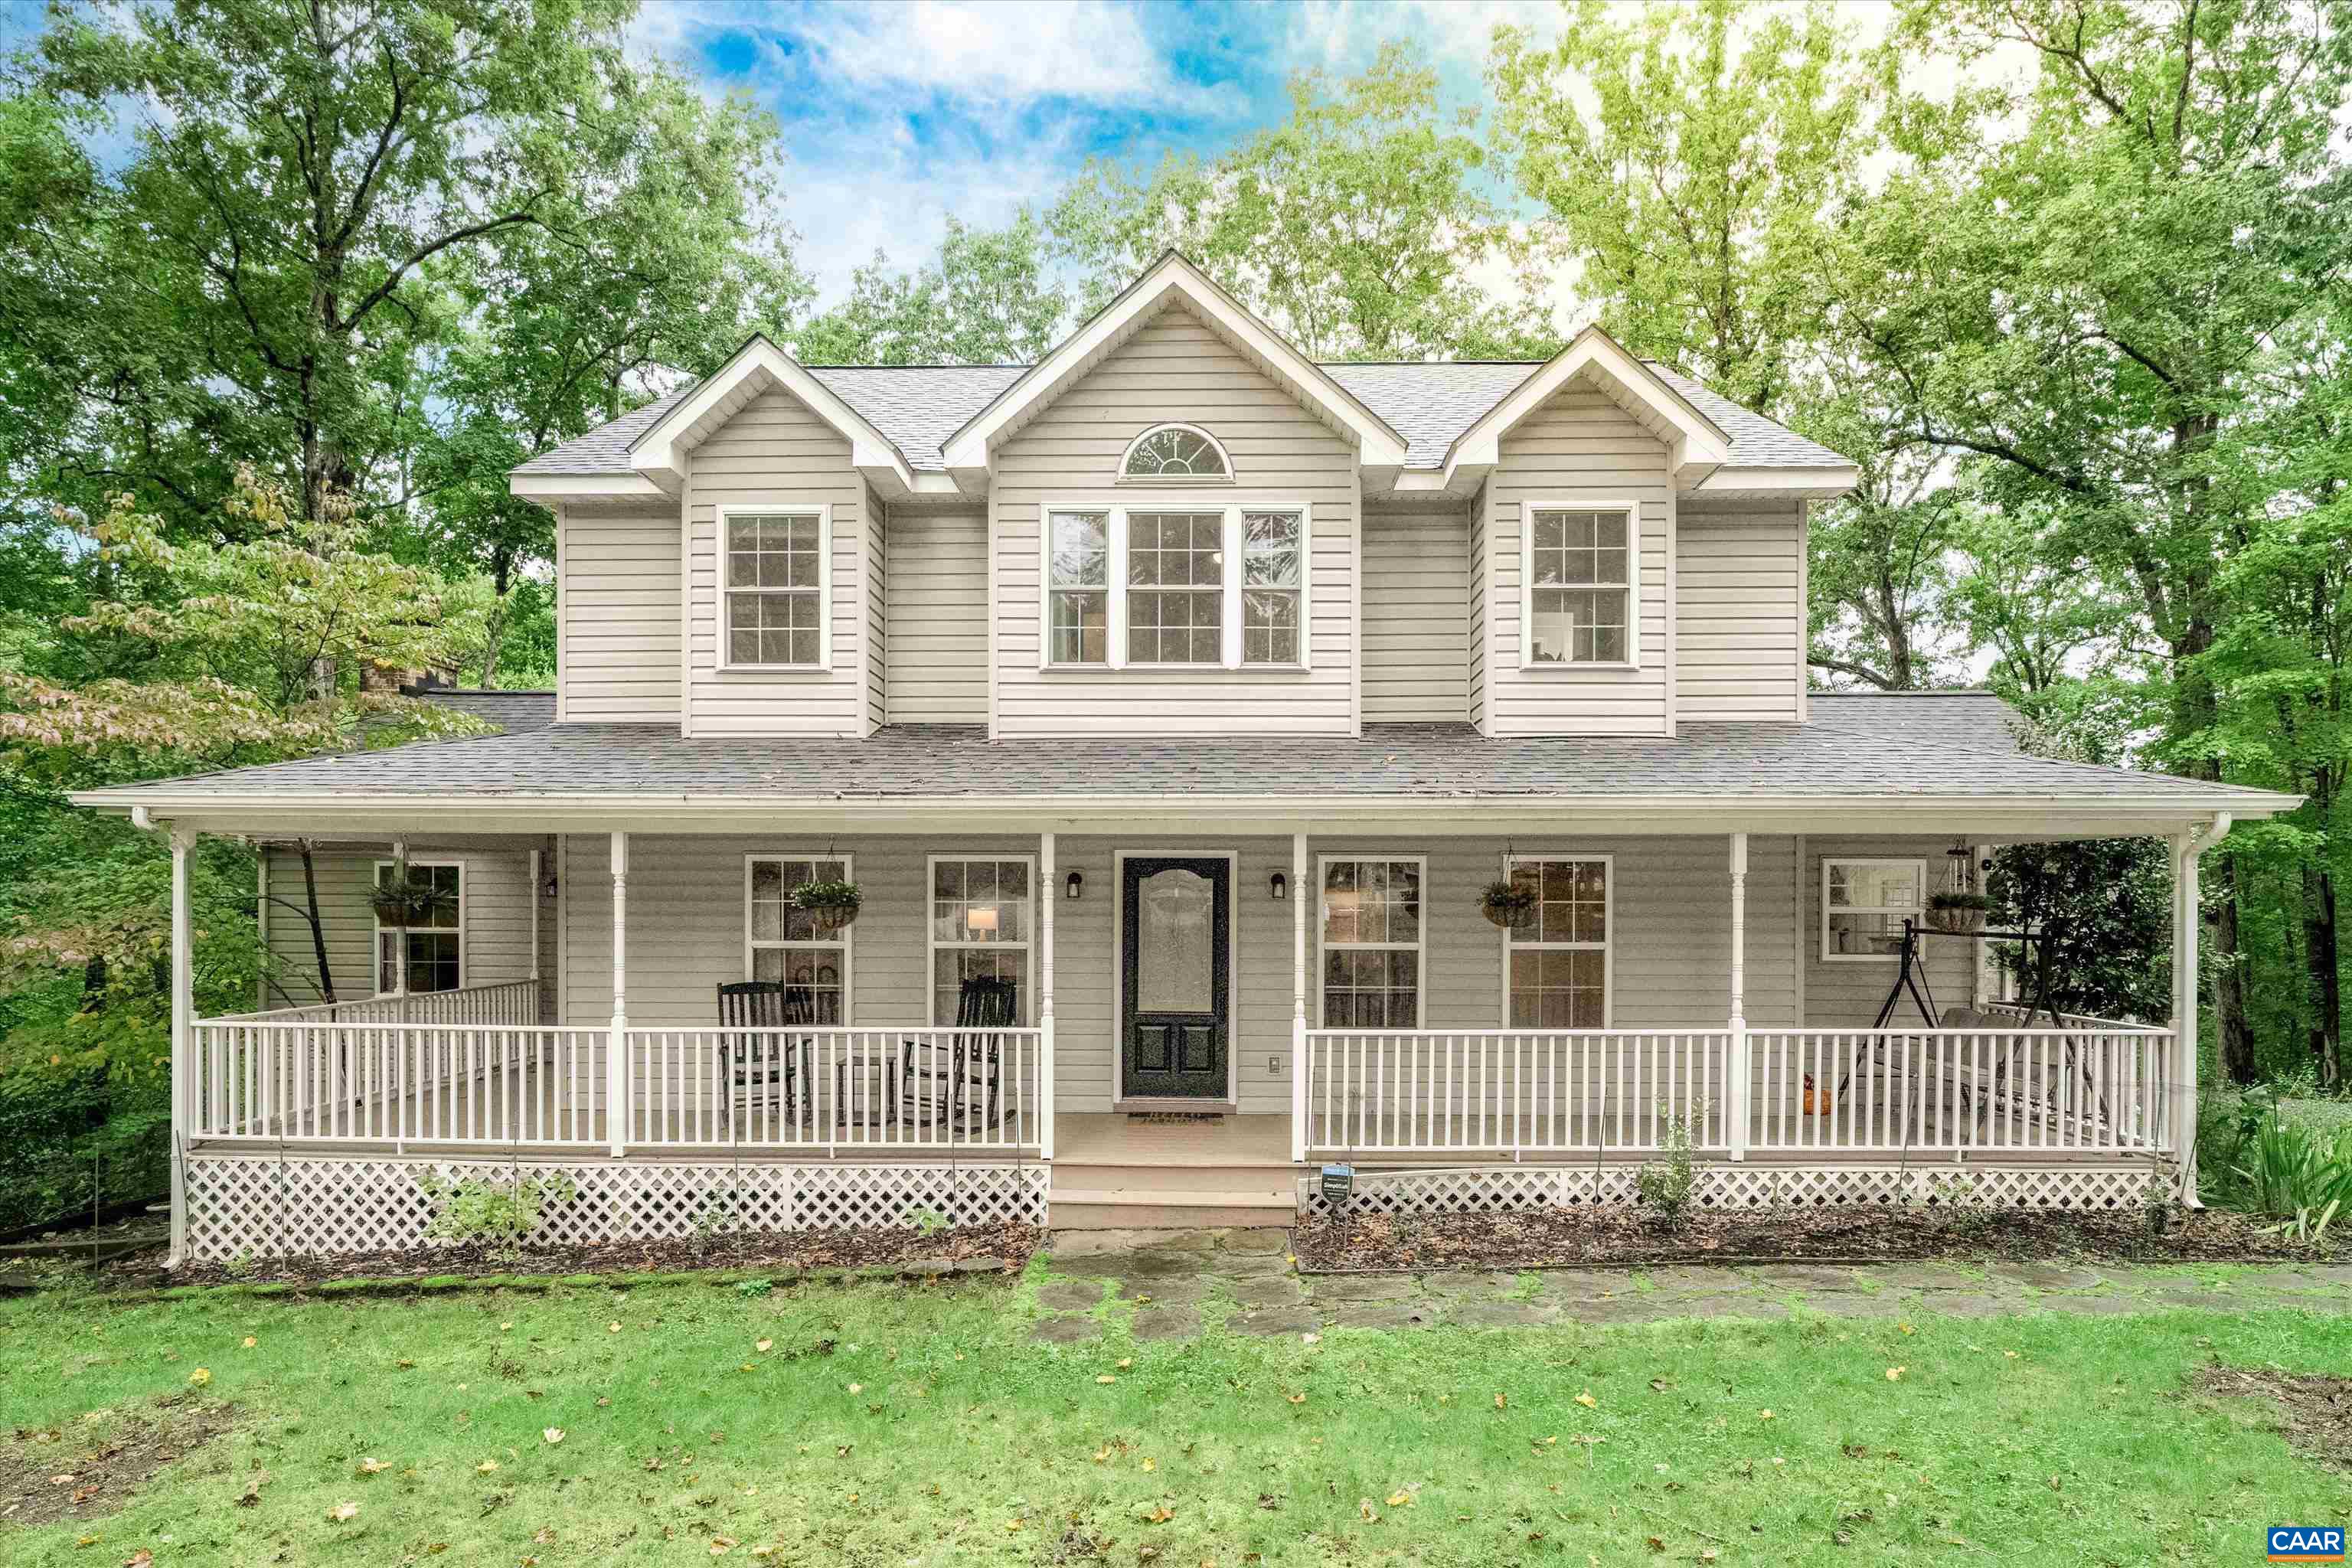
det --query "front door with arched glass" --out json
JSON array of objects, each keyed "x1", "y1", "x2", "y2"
[{"x1": 1120, "y1": 855, "x2": 1230, "y2": 1099}]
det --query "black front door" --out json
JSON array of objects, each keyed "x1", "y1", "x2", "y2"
[{"x1": 1121, "y1": 855, "x2": 1230, "y2": 1099}]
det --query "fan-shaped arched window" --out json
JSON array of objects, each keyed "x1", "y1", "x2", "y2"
[{"x1": 1121, "y1": 423, "x2": 1231, "y2": 480}]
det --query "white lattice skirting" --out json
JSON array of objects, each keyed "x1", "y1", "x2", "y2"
[
  {"x1": 182, "y1": 1154, "x2": 1049, "y2": 1263},
  {"x1": 1298, "y1": 1161, "x2": 2171, "y2": 1219}
]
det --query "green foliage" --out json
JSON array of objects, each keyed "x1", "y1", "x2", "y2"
[
  {"x1": 795, "y1": 213, "x2": 1068, "y2": 367},
  {"x1": 1054, "y1": 44, "x2": 1550, "y2": 359},
  {"x1": 0, "y1": 1003, "x2": 172, "y2": 1230},
  {"x1": 904, "y1": 1207, "x2": 949, "y2": 1240},
  {"x1": 2233, "y1": 1117, "x2": 2352, "y2": 1222},
  {"x1": 1634, "y1": 1099, "x2": 1704, "y2": 1229},
  {"x1": 416, "y1": 1170, "x2": 580, "y2": 1259}
]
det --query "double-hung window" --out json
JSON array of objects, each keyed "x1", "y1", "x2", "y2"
[
  {"x1": 746, "y1": 855, "x2": 850, "y2": 1021},
  {"x1": 1127, "y1": 511, "x2": 1225, "y2": 664},
  {"x1": 375, "y1": 861, "x2": 462, "y2": 995},
  {"x1": 1501, "y1": 857, "x2": 1611, "y2": 1028},
  {"x1": 1318, "y1": 857, "x2": 1423, "y2": 1027},
  {"x1": 1523, "y1": 505, "x2": 1635, "y2": 666},
  {"x1": 723, "y1": 509, "x2": 828, "y2": 668},
  {"x1": 1822, "y1": 858, "x2": 1924, "y2": 961},
  {"x1": 1041, "y1": 505, "x2": 1308, "y2": 669},
  {"x1": 929, "y1": 857, "x2": 1034, "y2": 1025}
]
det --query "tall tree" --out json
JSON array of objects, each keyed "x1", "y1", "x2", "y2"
[
  {"x1": 1054, "y1": 43, "x2": 1550, "y2": 360},
  {"x1": 1831, "y1": 0, "x2": 2352, "y2": 1080},
  {"x1": 1489, "y1": 0, "x2": 1873, "y2": 413},
  {"x1": 24, "y1": 0, "x2": 789, "y2": 528},
  {"x1": 794, "y1": 212, "x2": 1066, "y2": 366}
]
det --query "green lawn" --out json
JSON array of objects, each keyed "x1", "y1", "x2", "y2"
[{"x1": 4, "y1": 1267, "x2": 2346, "y2": 1566}]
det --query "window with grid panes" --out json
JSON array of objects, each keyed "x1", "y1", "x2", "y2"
[
  {"x1": 929, "y1": 858, "x2": 1032, "y2": 1024},
  {"x1": 1319, "y1": 858, "x2": 1423, "y2": 1027},
  {"x1": 746, "y1": 857, "x2": 849, "y2": 1021},
  {"x1": 724, "y1": 513, "x2": 825, "y2": 666},
  {"x1": 1502, "y1": 858, "x2": 1610, "y2": 1028},
  {"x1": 1126, "y1": 511, "x2": 1225, "y2": 664},
  {"x1": 1242, "y1": 511, "x2": 1302, "y2": 665},
  {"x1": 1046, "y1": 511, "x2": 1109, "y2": 665},
  {"x1": 1526, "y1": 508, "x2": 1632, "y2": 664}
]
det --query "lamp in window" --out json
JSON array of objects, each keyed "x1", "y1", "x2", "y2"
[
  {"x1": 1064, "y1": 871, "x2": 1083, "y2": 901},
  {"x1": 1269, "y1": 870, "x2": 1288, "y2": 903},
  {"x1": 967, "y1": 905, "x2": 999, "y2": 935}
]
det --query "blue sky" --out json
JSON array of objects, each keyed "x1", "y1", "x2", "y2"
[{"x1": 624, "y1": 1, "x2": 1573, "y2": 302}]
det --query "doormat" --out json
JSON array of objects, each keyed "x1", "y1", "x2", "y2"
[{"x1": 1131, "y1": 1112, "x2": 1224, "y2": 1124}]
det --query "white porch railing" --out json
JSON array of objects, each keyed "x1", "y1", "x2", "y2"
[
  {"x1": 209, "y1": 978, "x2": 544, "y2": 1029},
  {"x1": 185, "y1": 1011, "x2": 1042, "y2": 1155},
  {"x1": 1304, "y1": 1024, "x2": 2178, "y2": 1160},
  {"x1": 1302, "y1": 1029, "x2": 1736, "y2": 1155}
]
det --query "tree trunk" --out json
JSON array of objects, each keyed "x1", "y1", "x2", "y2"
[
  {"x1": 296, "y1": 841, "x2": 336, "y2": 1005},
  {"x1": 2305, "y1": 862, "x2": 2343, "y2": 1089},
  {"x1": 2212, "y1": 855, "x2": 2258, "y2": 1085}
]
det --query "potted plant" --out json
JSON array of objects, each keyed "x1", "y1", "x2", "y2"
[
  {"x1": 371, "y1": 867, "x2": 452, "y2": 928},
  {"x1": 790, "y1": 877, "x2": 863, "y2": 933},
  {"x1": 1926, "y1": 890, "x2": 1996, "y2": 933},
  {"x1": 1478, "y1": 878, "x2": 1538, "y2": 929}
]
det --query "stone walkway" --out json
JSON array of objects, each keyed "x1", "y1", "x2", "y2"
[{"x1": 1027, "y1": 1227, "x2": 2352, "y2": 1343}]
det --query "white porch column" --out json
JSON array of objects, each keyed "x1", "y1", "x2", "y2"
[
  {"x1": 2173, "y1": 815, "x2": 2227, "y2": 1204},
  {"x1": 1038, "y1": 831, "x2": 1056, "y2": 1161},
  {"x1": 1290, "y1": 828, "x2": 1309, "y2": 1163},
  {"x1": 167, "y1": 824, "x2": 195, "y2": 1267},
  {"x1": 387, "y1": 837, "x2": 409, "y2": 996},
  {"x1": 1726, "y1": 831, "x2": 1749, "y2": 1161},
  {"x1": 607, "y1": 831, "x2": 629, "y2": 1158}
]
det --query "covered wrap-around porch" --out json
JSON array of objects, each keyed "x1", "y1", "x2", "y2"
[{"x1": 172, "y1": 822, "x2": 2208, "y2": 1200}]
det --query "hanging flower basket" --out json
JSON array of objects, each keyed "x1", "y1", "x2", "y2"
[
  {"x1": 791, "y1": 878, "x2": 863, "y2": 933},
  {"x1": 371, "y1": 880, "x2": 452, "y2": 928},
  {"x1": 1479, "y1": 879, "x2": 1538, "y2": 929},
  {"x1": 1926, "y1": 891, "x2": 1995, "y2": 933}
]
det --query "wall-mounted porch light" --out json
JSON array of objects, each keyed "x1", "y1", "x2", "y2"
[
  {"x1": 542, "y1": 870, "x2": 559, "y2": 899},
  {"x1": 1064, "y1": 870, "x2": 1084, "y2": 901},
  {"x1": 1269, "y1": 870, "x2": 1288, "y2": 902}
]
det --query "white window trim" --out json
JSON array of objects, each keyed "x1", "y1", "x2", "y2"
[
  {"x1": 924, "y1": 853, "x2": 1038, "y2": 1027},
  {"x1": 1118, "y1": 422, "x2": 1236, "y2": 484},
  {"x1": 1038, "y1": 498, "x2": 1311, "y2": 672},
  {"x1": 742, "y1": 851, "x2": 855, "y2": 1020},
  {"x1": 372, "y1": 858, "x2": 464, "y2": 997},
  {"x1": 1518, "y1": 496, "x2": 1641, "y2": 671},
  {"x1": 1314, "y1": 853, "x2": 1429, "y2": 1030},
  {"x1": 1820, "y1": 856, "x2": 1926, "y2": 963},
  {"x1": 1497, "y1": 852, "x2": 1615, "y2": 1030},
  {"x1": 717, "y1": 503, "x2": 832, "y2": 672}
]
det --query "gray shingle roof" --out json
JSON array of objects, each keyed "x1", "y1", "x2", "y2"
[
  {"x1": 514, "y1": 356, "x2": 1847, "y2": 478},
  {"x1": 73, "y1": 694, "x2": 2288, "y2": 809},
  {"x1": 419, "y1": 689, "x2": 557, "y2": 733}
]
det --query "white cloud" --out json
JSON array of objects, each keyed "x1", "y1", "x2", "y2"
[{"x1": 791, "y1": 1, "x2": 1241, "y2": 113}]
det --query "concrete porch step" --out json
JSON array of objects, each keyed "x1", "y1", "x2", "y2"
[
  {"x1": 1049, "y1": 1189, "x2": 1297, "y2": 1230},
  {"x1": 1051, "y1": 1161, "x2": 1295, "y2": 1196}
]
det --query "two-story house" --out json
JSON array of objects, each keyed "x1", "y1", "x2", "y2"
[{"x1": 76, "y1": 254, "x2": 2291, "y2": 1265}]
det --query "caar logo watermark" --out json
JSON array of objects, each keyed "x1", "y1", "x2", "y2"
[{"x1": 2269, "y1": 1526, "x2": 2345, "y2": 1563}]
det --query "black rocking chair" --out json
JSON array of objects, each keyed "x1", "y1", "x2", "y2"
[
  {"x1": 715, "y1": 980, "x2": 816, "y2": 1129},
  {"x1": 901, "y1": 975, "x2": 1019, "y2": 1133}
]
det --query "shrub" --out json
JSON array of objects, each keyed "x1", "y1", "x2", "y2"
[
  {"x1": 0, "y1": 1005, "x2": 172, "y2": 1231},
  {"x1": 415, "y1": 1170, "x2": 579, "y2": 1259},
  {"x1": 2233, "y1": 1118, "x2": 2352, "y2": 1221},
  {"x1": 1635, "y1": 1099, "x2": 1705, "y2": 1229}
]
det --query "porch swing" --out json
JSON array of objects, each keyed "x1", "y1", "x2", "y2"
[{"x1": 1845, "y1": 844, "x2": 2109, "y2": 1140}]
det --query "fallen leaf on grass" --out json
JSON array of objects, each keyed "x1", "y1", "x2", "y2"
[
  {"x1": 1118, "y1": 1358, "x2": 1133, "y2": 1369},
  {"x1": 1140, "y1": 1457, "x2": 1156, "y2": 1472},
  {"x1": 1884, "y1": 1367, "x2": 1905, "y2": 1382},
  {"x1": 187, "y1": 1369, "x2": 211, "y2": 1387},
  {"x1": 1097, "y1": 1375, "x2": 1117, "y2": 1385},
  {"x1": 356, "y1": 1458, "x2": 387, "y2": 1475},
  {"x1": 755, "y1": 1340, "x2": 773, "y2": 1353},
  {"x1": 1759, "y1": 1410, "x2": 1775, "y2": 1421},
  {"x1": 607, "y1": 1322, "x2": 621, "y2": 1334},
  {"x1": 542, "y1": 1429, "x2": 565, "y2": 1446},
  {"x1": 327, "y1": 1502, "x2": 358, "y2": 1523},
  {"x1": 1141, "y1": 1504, "x2": 1174, "y2": 1524},
  {"x1": 477, "y1": 1461, "x2": 500, "y2": 1474},
  {"x1": 1285, "y1": 1393, "x2": 1305, "y2": 1405},
  {"x1": 240, "y1": 1337, "x2": 256, "y2": 1349},
  {"x1": 1358, "y1": 1498, "x2": 1380, "y2": 1524},
  {"x1": 709, "y1": 1537, "x2": 737, "y2": 1554},
  {"x1": 1573, "y1": 1390, "x2": 1596, "y2": 1409},
  {"x1": 1384, "y1": 1490, "x2": 1415, "y2": 1508},
  {"x1": 123, "y1": 1553, "x2": 152, "y2": 1568}
]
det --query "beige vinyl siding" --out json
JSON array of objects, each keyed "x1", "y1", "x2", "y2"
[
  {"x1": 990, "y1": 305, "x2": 1357, "y2": 736},
  {"x1": 1361, "y1": 508, "x2": 1469, "y2": 722},
  {"x1": 1485, "y1": 383, "x2": 1672, "y2": 736},
  {"x1": 686, "y1": 387, "x2": 867, "y2": 736},
  {"x1": 558, "y1": 514, "x2": 681, "y2": 722},
  {"x1": 260, "y1": 842, "x2": 541, "y2": 1008},
  {"x1": 884, "y1": 509, "x2": 989, "y2": 723},
  {"x1": 1677, "y1": 498, "x2": 1805, "y2": 721},
  {"x1": 1803, "y1": 837, "x2": 1976, "y2": 1026}
]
